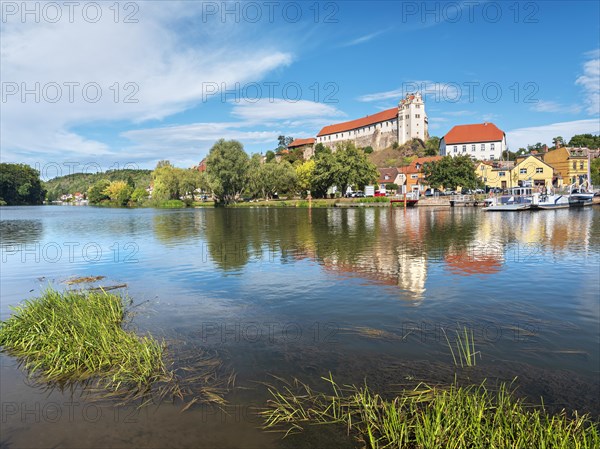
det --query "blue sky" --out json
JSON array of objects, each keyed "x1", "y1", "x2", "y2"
[{"x1": 1, "y1": 1, "x2": 599, "y2": 175}]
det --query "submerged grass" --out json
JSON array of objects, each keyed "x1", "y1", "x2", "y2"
[
  {"x1": 0, "y1": 288, "x2": 166, "y2": 392},
  {"x1": 262, "y1": 374, "x2": 599, "y2": 448},
  {"x1": 0, "y1": 288, "x2": 233, "y2": 408}
]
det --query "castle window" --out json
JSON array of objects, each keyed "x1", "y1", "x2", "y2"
[
  {"x1": 405, "y1": 115, "x2": 409, "y2": 119},
  {"x1": 471, "y1": 145, "x2": 476, "y2": 152},
  {"x1": 415, "y1": 114, "x2": 420, "y2": 118},
  {"x1": 416, "y1": 104, "x2": 420, "y2": 108},
  {"x1": 454, "y1": 146, "x2": 458, "y2": 153},
  {"x1": 462, "y1": 145, "x2": 467, "y2": 152},
  {"x1": 481, "y1": 144, "x2": 485, "y2": 151},
  {"x1": 491, "y1": 143, "x2": 495, "y2": 151}
]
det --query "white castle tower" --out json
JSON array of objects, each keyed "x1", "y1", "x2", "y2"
[{"x1": 398, "y1": 93, "x2": 428, "y2": 145}]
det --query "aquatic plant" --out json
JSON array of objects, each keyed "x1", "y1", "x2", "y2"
[
  {"x1": 0, "y1": 288, "x2": 232, "y2": 407},
  {"x1": 262, "y1": 374, "x2": 599, "y2": 448},
  {"x1": 443, "y1": 326, "x2": 480, "y2": 367},
  {"x1": 0, "y1": 288, "x2": 166, "y2": 391}
]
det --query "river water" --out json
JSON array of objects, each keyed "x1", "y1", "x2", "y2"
[{"x1": 1, "y1": 205, "x2": 599, "y2": 448}]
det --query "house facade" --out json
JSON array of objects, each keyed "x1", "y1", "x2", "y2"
[
  {"x1": 440, "y1": 122, "x2": 506, "y2": 161},
  {"x1": 541, "y1": 147, "x2": 589, "y2": 185},
  {"x1": 476, "y1": 156, "x2": 554, "y2": 189},
  {"x1": 399, "y1": 156, "x2": 443, "y2": 194},
  {"x1": 315, "y1": 93, "x2": 428, "y2": 152}
]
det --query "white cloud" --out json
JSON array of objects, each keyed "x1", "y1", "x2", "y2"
[
  {"x1": 231, "y1": 99, "x2": 344, "y2": 122},
  {"x1": 506, "y1": 119, "x2": 600, "y2": 150},
  {"x1": 340, "y1": 30, "x2": 388, "y2": 47},
  {"x1": 0, "y1": 2, "x2": 293, "y2": 163},
  {"x1": 120, "y1": 99, "x2": 345, "y2": 161},
  {"x1": 575, "y1": 49, "x2": 600, "y2": 115},
  {"x1": 357, "y1": 81, "x2": 461, "y2": 103},
  {"x1": 531, "y1": 100, "x2": 582, "y2": 114}
]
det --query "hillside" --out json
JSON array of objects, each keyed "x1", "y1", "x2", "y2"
[
  {"x1": 44, "y1": 169, "x2": 152, "y2": 201},
  {"x1": 368, "y1": 139, "x2": 428, "y2": 167}
]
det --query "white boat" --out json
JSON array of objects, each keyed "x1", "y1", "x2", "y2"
[
  {"x1": 568, "y1": 182, "x2": 595, "y2": 207},
  {"x1": 484, "y1": 187, "x2": 534, "y2": 211},
  {"x1": 535, "y1": 192, "x2": 570, "y2": 210}
]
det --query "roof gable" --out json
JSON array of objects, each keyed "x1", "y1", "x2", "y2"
[
  {"x1": 288, "y1": 137, "x2": 316, "y2": 148},
  {"x1": 444, "y1": 123, "x2": 504, "y2": 145}
]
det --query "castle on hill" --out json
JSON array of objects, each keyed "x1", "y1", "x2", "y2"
[{"x1": 290, "y1": 93, "x2": 429, "y2": 158}]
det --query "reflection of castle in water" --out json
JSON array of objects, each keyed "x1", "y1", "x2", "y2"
[{"x1": 320, "y1": 209, "x2": 429, "y2": 301}]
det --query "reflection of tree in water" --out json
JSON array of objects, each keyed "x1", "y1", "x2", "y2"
[
  {"x1": 202, "y1": 209, "x2": 253, "y2": 271},
  {"x1": 0, "y1": 220, "x2": 44, "y2": 245},
  {"x1": 153, "y1": 212, "x2": 202, "y2": 245}
]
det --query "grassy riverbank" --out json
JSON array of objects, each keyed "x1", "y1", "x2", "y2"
[
  {"x1": 0, "y1": 288, "x2": 166, "y2": 391},
  {"x1": 262, "y1": 375, "x2": 599, "y2": 448}
]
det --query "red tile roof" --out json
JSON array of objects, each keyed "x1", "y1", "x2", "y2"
[
  {"x1": 443, "y1": 123, "x2": 504, "y2": 145},
  {"x1": 398, "y1": 156, "x2": 443, "y2": 174},
  {"x1": 317, "y1": 108, "x2": 397, "y2": 137},
  {"x1": 288, "y1": 137, "x2": 316, "y2": 148}
]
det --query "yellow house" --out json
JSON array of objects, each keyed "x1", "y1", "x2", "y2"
[
  {"x1": 511, "y1": 156, "x2": 554, "y2": 188},
  {"x1": 476, "y1": 156, "x2": 554, "y2": 189},
  {"x1": 476, "y1": 161, "x2": 515, "y2": 189},
  {"x1": 541, "y1": 147, "x2": 589, "y2": 186}
]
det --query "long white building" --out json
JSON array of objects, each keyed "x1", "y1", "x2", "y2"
[
  {"x1": 439, "y1": 122, "x2": 506, "y2": 160},
  {"x1": 315, "y1": 93, "x2": 428, "y2": 151}
]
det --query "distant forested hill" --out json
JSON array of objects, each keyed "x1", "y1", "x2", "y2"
[{"x1": 44, "y1": 169, "x2": 152, "y2": 201}]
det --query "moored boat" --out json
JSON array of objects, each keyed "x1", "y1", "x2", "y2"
[{"x1": 484, "y1": 187, "x2": 534, "y2": 211}]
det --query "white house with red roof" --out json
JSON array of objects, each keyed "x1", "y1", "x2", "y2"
[
  {"x1": 440, "y1": 122, "x2": 506, "y2": 161},
  {"x1": 315, "y1": 93, "x2": 428, "y2": 151}
]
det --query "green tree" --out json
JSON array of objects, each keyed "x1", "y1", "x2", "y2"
[
  {"x1": 102, "y1": 180, "x2": 132, "y2": 206},
  {"x1": 363, "y1": 146, "x2": 374, "y2": 154},
  {"x1": 314, "y1": 143, "x2": 330, "y2": 157},
  {"x1": 0, "y1": 163, "x2": 46, "y2": 205},
  {"x1": 552, "y1": 136, "x2": 565, "y2": 149},
  {"x1": 591, "y1": 157, "x2": 600, "y2": 186},
  {"x1": 206, "y1": 139, "x2": 250, "y2": 204},
  {"x1": 296, "y1": 160, "x2": 315, "y2": 195},
  {"x1": 333, "y1": 141, "x2": 378, "y2": 195},
  {"x1": 277, "y1": 135, "x2": 294, "y2": 149},
  {"x1": 424, "y1": 136, "x2": 440, "y2": 156},
  {"x1": 568, "y1": 133, "x2": 600, "y2": 149},
  {"x1": 265, "y1": 150, "x2": 276, "y2": 163},
  {"x1": 422, "y1": 156, "x2": 478, "y2": 190},
  {"x1": 312, "y1": 150, "x2": 337, "y2": 198},
  {"x1": 130, "y1": 187, "x2": 148, "y2": 203},
  {"x1": 87, "y1": 179, "x2": 111, "y2": 204},
  {"x1": 152, "y1": 161, "x2": 180, "y2": 201}
]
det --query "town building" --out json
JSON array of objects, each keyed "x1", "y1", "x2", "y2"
[
  {"x1": 377, "y1": 168, "x2": 404, "y2": 193},
  {"x1": 540, "y1": 147, "x2": 590, "y2": 186},
  {"x1": 476, "y1": 156, "x2": 554, "y2": 189},
  {"x1": 440, "y1": 123, "x2": 506, "y2": 160},
  {"x1": 397, "y1": 156, "x2": 443, "y2": 194},
  {"x1": 315, "y1": 93, "x2": 428, "y2": 152},
  {"x1": 287, "y1": 137, "x2": 316, "y2": 160}
]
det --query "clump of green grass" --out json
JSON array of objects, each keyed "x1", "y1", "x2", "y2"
[
  {"x1": 262, "y1": 375, "x2": 599, "y2": 448},
  {"x1": 443, "y1": 326, "x2": 480, "y2": 367},
  {"x1": 0, "y1": 288, "x2": 166, "y2": 392}
]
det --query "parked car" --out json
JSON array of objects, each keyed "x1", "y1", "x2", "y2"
[
  {"x1": 374, "y1": 191, "x2": 387, "y2": 197},
  {"x1": 424, "y1": 188, "x2": 442, "y2": 197},
  {"x1": 353, "y1": 191, "x2": 365, "y2": 198},
  {"x1": 443, "y1": 190, "x2": 457, "y2": 196},
  {"x1": 474, "y1": 188, "x2": 485, "y2": 194}
]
